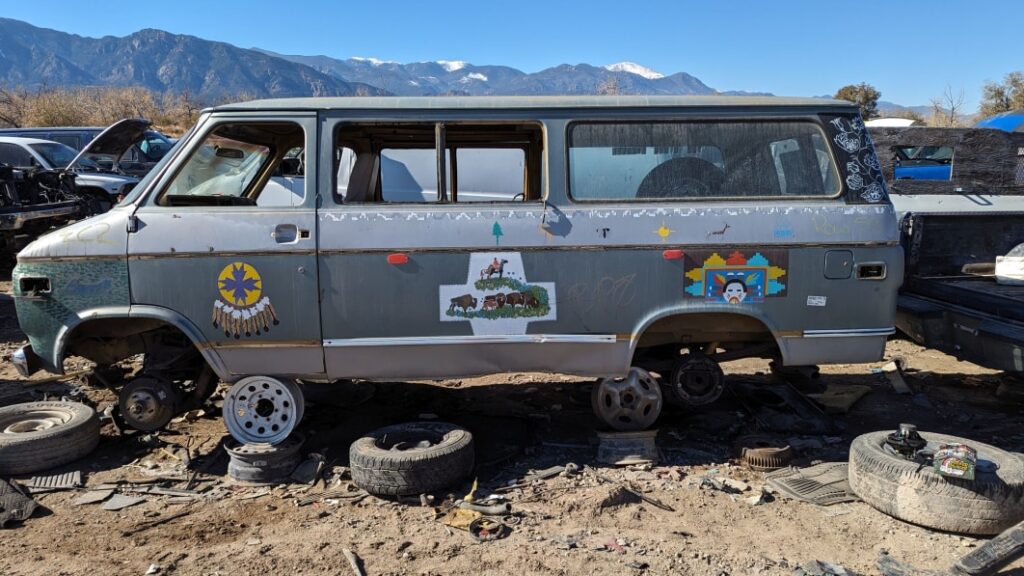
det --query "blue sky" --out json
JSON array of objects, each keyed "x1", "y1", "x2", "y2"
[{"x1": 3, "y1": 0, "x2": 1021, "y2": 110}]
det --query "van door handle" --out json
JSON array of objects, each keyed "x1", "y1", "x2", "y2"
[{"x1": 272, "y1": 224, "x2": 298, "y2": 244}]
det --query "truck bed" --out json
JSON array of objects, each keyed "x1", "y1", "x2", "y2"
[
  {"x1": 898, "y1": 213, "x2": 1024, "y2": 373},
  {"x1": 904, "y1": 275, "x2": 1024, "y2": 324}
]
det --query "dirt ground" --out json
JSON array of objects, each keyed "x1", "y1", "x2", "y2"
[{"x1": 1, "y1": 275, "x2": 1024, "y2": 576}]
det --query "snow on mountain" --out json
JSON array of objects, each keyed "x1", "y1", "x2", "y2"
[
  {"x1": 604, "y1": 62, "x2": 664, "y2": 80},
  {"x1": 350, "y1": 56, "x2": 396, "y2": 66},
  {"x1": 465, "y1": 72, "x2": 488, "y2": 81},
  {"x1": 437, "y1": 60, "x2": 468, "y2": 72}
]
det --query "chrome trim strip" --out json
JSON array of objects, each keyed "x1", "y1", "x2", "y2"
[
  {"x1": 801, "y1": 328, "x2": 896, "y2": 338},
  {"x1": 324, "y1": 334, "x2": 619, "y2": 347}
]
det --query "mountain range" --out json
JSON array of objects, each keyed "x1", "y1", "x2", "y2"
[
  {"x1": 1, "y1": 17, "x2": 918, "y2": 111},
  {"x1": 0, "y1": 17, "x2": 771, "y2": 102}
]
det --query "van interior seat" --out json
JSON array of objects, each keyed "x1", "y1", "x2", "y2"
[{"x1": 636, "y1": 157, "x2": 725, "y2": 198}]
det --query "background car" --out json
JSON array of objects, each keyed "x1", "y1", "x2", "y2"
[
  {"x1": 0, "y1": 122, "x2": 174, "y2": 177},
  {"x1": 0, "y1": 136, "x2": 137, "y2": 210}
]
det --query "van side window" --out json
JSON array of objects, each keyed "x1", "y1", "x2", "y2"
[
  {"x1": 156, "y1": 122, "x2": 305, "y2": 207},
  {"x1": 568, "y1": 121, "x2": 841, "y2": 200},
  {"x1": 334, "y1": 122, "x2": 542, "y2": 203},
  {"x1": 51, "y1": 135, "x2": 80, "y2": 149}
]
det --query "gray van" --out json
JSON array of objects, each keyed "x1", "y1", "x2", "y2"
[{"x1": 11, "y1": 96, "x2": 902, "y2": 443}]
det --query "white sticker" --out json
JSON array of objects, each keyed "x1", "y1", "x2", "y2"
[{"x1": 806, "y1": 295, "x2": 827, "y2": 307}]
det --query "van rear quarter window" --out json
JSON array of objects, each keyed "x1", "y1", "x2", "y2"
[{"x1": 568, "y1": 121, "x2": 841, "y2": 201}]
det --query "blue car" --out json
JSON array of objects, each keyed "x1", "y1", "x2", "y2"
[
  {"x1": 975, "y1": 110, "x2": 1024, "y2": 132},
  {"x1": 893, "y1": 145, "x2": 953, "y2": 180}
]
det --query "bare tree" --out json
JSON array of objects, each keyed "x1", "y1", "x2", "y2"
[
  {"x1": 597, "y1": 76, "x2": 621, "y2": 96},
  {"x1": 0, "y1": 87, "x2": 28, "y2": 127},
  {"x1": 929, "y1": 85, "x2": 965, "y2": 127}
]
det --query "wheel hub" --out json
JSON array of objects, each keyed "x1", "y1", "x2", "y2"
[
  {"x1": 224, "y1": 376, "x2": 304, "y2": 445},
  {"x1": 118, "y1": 376, "x2": 180, "y2": 432},
  {"x1": 669, "y1": 353, "x2": 726, "y2": 406},
  {"x1": 591, "y1": 367, "x2": 663, "y2": 431}
]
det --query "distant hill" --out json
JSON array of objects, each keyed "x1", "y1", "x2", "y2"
[
  {"x1": 877, "y1": 100, "x2": 933, "y2": 118},
  {"x1": 0, "y1": 18, "x2": 384, "y2": 100}
]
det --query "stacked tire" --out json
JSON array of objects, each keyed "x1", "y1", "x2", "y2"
[{"x1": 848, "y1": 430, "x2": 1024, "y2": 535}]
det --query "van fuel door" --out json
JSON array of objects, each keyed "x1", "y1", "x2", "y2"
[{"x1": 824, "y1": 250, "x2": 853, "y2": 279}]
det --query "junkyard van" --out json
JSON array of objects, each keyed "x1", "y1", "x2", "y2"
[{"x1": 10, "y1": 96, "x2": 903, "y2": 441}]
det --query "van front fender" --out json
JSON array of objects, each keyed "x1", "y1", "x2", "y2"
[{"x1": 51, "y1": 305, "x2": 229, "y2": 381}]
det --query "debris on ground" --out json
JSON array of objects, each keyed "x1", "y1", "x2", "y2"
[
  {"x1": 879, "y1": 358, "x2": 913, "y2": 395},
  {"x1": 767, "y1": 463, "x2": 858, "y2": 506},
  {"x1": 586, "y1": 465, "x2": 675, "y2": 511},
  {"x1": 878, "y1": 519, "x2": 1024, "y2": 576},
  {"x1": 0, "y1": 477, "x2": 37, "y2": 527},
  {"x1": 73, "y1": 488, "x2": 115, "y2": 506},
  {"x1": 101, "y1": 493, "x2": 147, "y2": 511},
  {"x1": 736, "y1": 435, "x2": 794, "y2": 471},
  {"x1": 290, "y1": 452, "x2": 326, "y2": 485},
  {"x1": 596, "y1": 429, "x2": 658, "y2": 466},
  {"x1": 806, "y1": 383, "x2": 874, "y2": 414},
  {"x1": 794, "y1": 559, "x2": 862, "y2": 576},
  {"x1": 730, "y1": 379, "x2": 835, "y2": 434},
  {"x1": 27, "y1": 470, "x2": 82, "y2": 492},
  {"x1": 342, "y1": 548, "x2": 366, "y2": 576}
]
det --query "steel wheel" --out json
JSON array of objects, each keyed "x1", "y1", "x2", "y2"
[
  {"x1": 0, "y1": 408, "x2": 73, "y2": 435},
  {"x1": 224, "y1": 376, "x2": 303, "y2": 445},
  {"x1": 591, "y1": 367, "x2": 663, "y2": 431}
]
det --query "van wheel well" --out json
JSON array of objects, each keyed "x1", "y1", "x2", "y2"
[
  {"x1": 632, "y1": 312, "x2": 779, "y2": 374},
  {"x1": 65, "y1": 318, "x2": 209, "y2": 385}
]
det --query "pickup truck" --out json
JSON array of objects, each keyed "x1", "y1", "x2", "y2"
[{"x1": 870, "y1": 126, "x2": 1024, "y2": 373}]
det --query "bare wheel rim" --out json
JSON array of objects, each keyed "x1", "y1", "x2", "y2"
[
  {"x1": 593, "y1": 367, "x2": 663, "y2": 431},
  {"x1": 224, "y1": 376, "x2": 302, "y2": 445},
  {"x1": 0, "y1": 409, "x2": 74, "y2": 435}
]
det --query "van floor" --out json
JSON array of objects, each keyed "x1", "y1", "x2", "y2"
[{"x1": 0, "y1": 280, "x2": 1021, "y2": 575}]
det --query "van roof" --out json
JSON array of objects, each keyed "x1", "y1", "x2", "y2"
[{"x1": 210, "y1": 95, "x2": 856, "y2": 113}]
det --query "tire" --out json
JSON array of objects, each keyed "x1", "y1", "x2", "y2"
[
  {"x1": 848, "y1": 430, "x2": 1024, "y2": 535},
  {"x1": 0, "y1": 402, "x2": 101, "y2": 476},
  {"x1": 349, "y1": 422, "x2": 474, "y2": 496},
  {"x1": 225, "y1": 435, "x2": 304, "y2": 484}
]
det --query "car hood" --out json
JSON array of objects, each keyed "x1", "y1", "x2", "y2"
[
  {"x1": 69, "y1": 118, "x2": 152, "y2": 169},
  {"x1": 74, "y1": 172, "x2": 138, "y2": 185}
]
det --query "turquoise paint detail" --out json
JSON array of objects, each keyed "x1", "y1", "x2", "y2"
[
  {"x1": 747, "y1": 253, "x2": 769, "y2": 267},
  {"x1": 12, "y1": 259, "x2": 129, "y2": 369}
]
